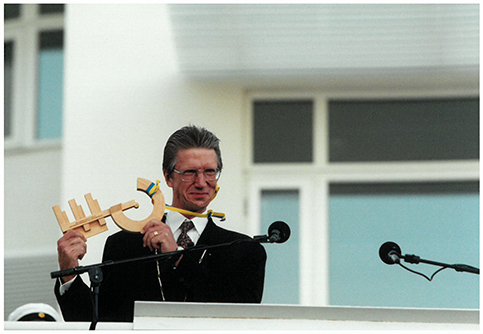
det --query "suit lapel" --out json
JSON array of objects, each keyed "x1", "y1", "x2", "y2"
[{"x1": 197, "y1": 217, "x2": 220, "y2": 246}]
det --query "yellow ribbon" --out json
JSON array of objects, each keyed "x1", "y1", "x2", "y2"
[{"x1": 152, "y1": 180, "x2": 226, "y2": 221}]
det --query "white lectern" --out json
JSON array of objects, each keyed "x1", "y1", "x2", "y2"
[{"x1": 133, "y1": 302, "x2": 479, "y2": 330}]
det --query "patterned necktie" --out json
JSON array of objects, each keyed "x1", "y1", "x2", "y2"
[{"x1": 177, "y1": 220, "x2": 195, "y2": 249}]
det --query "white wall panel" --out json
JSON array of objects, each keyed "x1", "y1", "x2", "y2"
[
  {"x1": 168, "y1": 4, "x2": 478, "y2": 76},
  {"x1": 62, "y1": 4, "x2": 246, "y2": 267}
]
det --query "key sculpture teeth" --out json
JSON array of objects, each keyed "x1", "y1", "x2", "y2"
[
  {"x1": 53, "y1": 178, "x2": 165, "y2": 238},
  {"x1": 53, "y1": 195, "x2": 139, "y2": 238}
]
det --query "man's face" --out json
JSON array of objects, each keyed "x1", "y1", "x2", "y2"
[{"x1": 165, "y1": 148, "x2": 219, "y2": 213}]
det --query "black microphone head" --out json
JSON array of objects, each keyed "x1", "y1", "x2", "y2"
[
  {"x1": 268, "y1": 221, "x2": 291, "y2": 243},
  {"x1": 379, "y1": 241, "x2": 402, "y2": 265}
]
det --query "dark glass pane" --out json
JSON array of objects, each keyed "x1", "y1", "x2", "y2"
[
  {"x1": 329, "y1": 98, "x2": 479, "y2": 162},
  {"x1": 39, "y1": 4, "x2": 64, "y2": 15},
  {"x1": 39, "y1": 30, "x2": 64, "y2": 50},
  {"x1": 4, "y1": 42, "x2": 14, "y2": 138},
  {"x1": 4, "y1": 4, "x2": 21, "y2": 20},
  {"x1": 253, "y1": 100, "x2": 313, "y2": 163}
]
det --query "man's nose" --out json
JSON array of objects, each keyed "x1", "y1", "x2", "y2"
[{"x1": 193, "y1": 171, "x2": 207, "y2": 186}]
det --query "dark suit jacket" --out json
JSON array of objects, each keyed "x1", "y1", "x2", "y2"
[{"x1": 55, "y1": 218, "x2": 267, "y2": 322}]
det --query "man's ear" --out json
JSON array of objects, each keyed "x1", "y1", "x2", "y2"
[{"x1": 165, "y1": 172, "x2": 174, "y2": 188}]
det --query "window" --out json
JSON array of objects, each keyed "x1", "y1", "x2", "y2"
[
  {"x1": 247, "y1": 93, "x2": 479, "y2": 309},
  {"x1": 329, "y1": 181, "x2": 479, "y2": 309},
  {"x1": 253, "y1": 100, "x2": 313, "y2": 163},
  {"x1": 329, "y1": 98, "x2": 479, "y2": 162},
  {"x1": 4, "y1": 4, "x2": 21, "y2": 20},
  {"x1": 4, "y1": 4, "x2": 65, "y2": 149},
  {"x1": 37, "y1": 30, "x2": 64, "y2": 139},
  {"x1": 260, "y1": 190, "x2": 300, "y2": 304},
  {"x1": 4, "y1": 41, "x2": 14, "y2": 138},
  {"x1": 38, "y1": 4, "x2": 65, "y2": 15}
]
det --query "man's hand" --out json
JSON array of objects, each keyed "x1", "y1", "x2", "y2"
[
  {"x1": 57, "y1": 230, "x2": 87, "y2": 283},
  {"x1": 141, "y1": 219, "x2": 178, "y2": 253}
]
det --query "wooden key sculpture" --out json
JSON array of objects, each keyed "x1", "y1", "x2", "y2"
[{"x1": 53, "y1": 178, "x2": 165, "y2": 238}]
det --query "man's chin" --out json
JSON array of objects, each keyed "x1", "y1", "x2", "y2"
[{"x1": 185, "y1": 200, "x2": 209, "y2": 213}]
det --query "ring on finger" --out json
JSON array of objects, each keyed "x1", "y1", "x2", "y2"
[{"x1": 153, "y1": 231, "x2": 159, "y2": 237}]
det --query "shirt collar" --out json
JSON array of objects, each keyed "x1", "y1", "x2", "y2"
[{"x1": 165, "y1": 210, "x2": 208, "y2": 234}]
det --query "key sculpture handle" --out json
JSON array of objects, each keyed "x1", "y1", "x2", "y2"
[{"x1": 53, "y1": 178, "x2": 165, "y2": 238}]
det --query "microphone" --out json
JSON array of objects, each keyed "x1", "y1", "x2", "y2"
[
  {"x1": 268, "y1": 221, "x2": 291, "y2": 243},
  {"x1": 378, "y1": 241, "x2": 480, "y2": 280},
  {"x1": 379, "y1": 241, "x2": 402, "y2": 265},
  {"x1": 253, "y1": 221, "x2": 291, "y2": 243}
]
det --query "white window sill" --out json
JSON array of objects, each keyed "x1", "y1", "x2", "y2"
[{"x1": 4, "y1": 139, "x2": 62, "y2": 156}]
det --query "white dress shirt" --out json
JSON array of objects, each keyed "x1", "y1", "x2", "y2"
[{"x1": 166, "y1": 210, "x2": 208, "y2": 246}]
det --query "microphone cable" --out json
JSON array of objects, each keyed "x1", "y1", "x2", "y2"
[
  {"x1": 380, "y1": 241, "x2": 479, "y2": 281},
  {"x1": 396, "y1": 262, "x2": 448, "y2": 282}
]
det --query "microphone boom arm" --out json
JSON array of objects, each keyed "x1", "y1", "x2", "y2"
[{"x1": 402, "y1": 253, "x2": 479, "y2": 275}]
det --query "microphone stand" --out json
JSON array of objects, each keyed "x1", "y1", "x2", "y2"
[
  {"x1": 51, "y1": 236, "x2": 275, "y2": 330},
  {"x1": 52, "y1": 248, "x2": 187, "y2": 330}
]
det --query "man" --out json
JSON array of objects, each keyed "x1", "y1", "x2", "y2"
[{"x1": 55, "y1": 125, "x2": 267, "y2": 322}]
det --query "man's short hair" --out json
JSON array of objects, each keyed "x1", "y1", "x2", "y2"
[{"x1": 163, "y1": 125, "x2": 223, "y2": 178}]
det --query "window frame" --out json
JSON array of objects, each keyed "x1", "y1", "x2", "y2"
[
  {"x1": 4, "y1": 4, "x2": 65, "y2": 151},
  {"x1": 244, "y1": 89, "x2": 479, "y2": 306}
]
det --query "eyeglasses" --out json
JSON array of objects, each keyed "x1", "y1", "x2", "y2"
[{"x1": 173, "y1": 168, "x2": 221, "y2": 182}]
